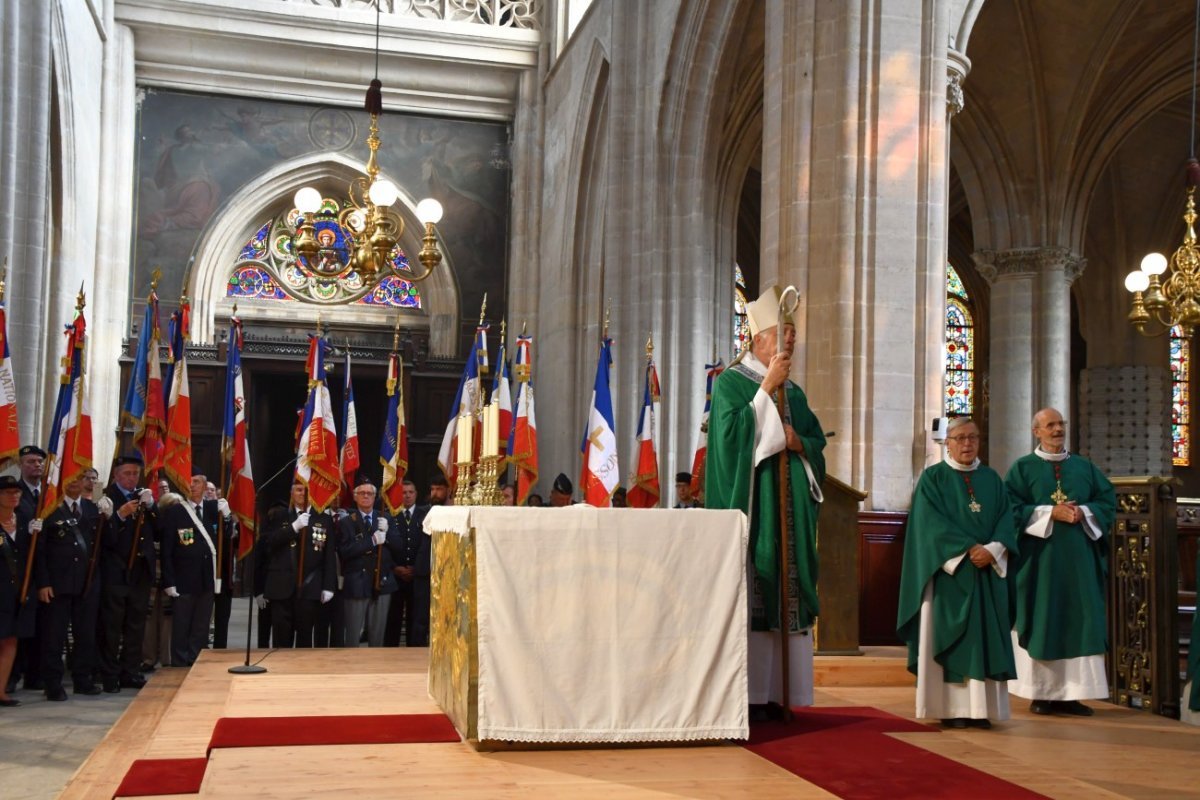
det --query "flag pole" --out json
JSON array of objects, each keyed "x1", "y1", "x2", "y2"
[{"x1": 773, "y1": 286, "x2": 801, "y2": 722}]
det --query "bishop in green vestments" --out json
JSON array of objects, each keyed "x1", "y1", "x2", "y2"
[
  {"x1": 897, "y1": 418, "x2": 1018, "y2": 728},
  {"x1": 706, "y1": 286, "x2": 825, "y2": 708},
  {"x1": 1004, "y1": 407, "x2": 1115, "y2": 716}
]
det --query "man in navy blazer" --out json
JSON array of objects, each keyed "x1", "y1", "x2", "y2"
[
  {"x1": 383, "y1": 479, "x2": 431, "y2": 647},
  {"x1": 336, "y1": 477, "x2": 404, "y2": 647}
]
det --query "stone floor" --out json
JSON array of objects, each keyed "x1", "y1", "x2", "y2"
[{"x1": 0, "y1": 599, "x2": 255, "y2": 800}]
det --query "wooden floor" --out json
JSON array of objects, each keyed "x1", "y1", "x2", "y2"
[{"x1": 62, "y1": 647, "x2": 1200, "y2": 799}]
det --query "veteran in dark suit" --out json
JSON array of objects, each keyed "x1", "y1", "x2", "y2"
[
  {"x1": 34, "y1": 475, "x2": 101, "y2": 699},
  {"x1": 337, "y1": 477, "x2": 403, "y2": 647},
  {"x1": 96, "y1": 456, "x2": 156, "y2": 693},
  {"x1": 0, "y1": 475, "x2": 35, "y2": 706},
  {"x1": 160, "y1": 475, "x2": 228, "y2": 667},
  {"x1": 383, "y1": 479, "x2": 430, "y2": 647},
  {"x1": 262, "y1": 481, "x2": 337, "y2": 648}
]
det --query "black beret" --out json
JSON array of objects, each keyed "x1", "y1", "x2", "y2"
[
  {"x1": 552, "y1": 473, "x2": 573, "y2": 495},
  {"x1": 0, "y1": 475, "x2": 19, "y2": 491},
  {"x1": 675, "y1": 472, "x2": 692, "y2": 484},
  {"x1": 19, "y1": 445, "x2": 46, "y2": 459},
  {"x1": 354, "y1": 474, "x2": 375, "y2": 489},
  {"x1": 114, "y1": 455, "x2": 144, "y2": 468}
]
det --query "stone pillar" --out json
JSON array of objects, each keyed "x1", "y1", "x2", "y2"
[
  {"x1": 92, "y1": 24, "x2": 139, "y2": 477},
  {"x1": 762, "y1": 0, "x2": 958, "y2": 509},
  {"x1": 0, "y1": 2, "x2": 53, "y2": 444},
  {"x1": 975, "y1": 246, "x2": 1084, "y2": 473}
]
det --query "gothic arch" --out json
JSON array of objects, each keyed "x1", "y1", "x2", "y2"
[{"x1": 185, "y1": 152, "x2": 461, "y2": 354}]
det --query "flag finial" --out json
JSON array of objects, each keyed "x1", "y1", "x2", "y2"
[
  {"x1": 316, "y1": 313, "x2": 323, "y2": 336},
  {"x1": 150, "y1": 268, "x2": 162, "y2": 293},
  {"x1": 478, "y1": 293, "x2": 488, "y2": 326},
  {"x1": 76, "y1": 284, "x2": 86, "y2": 313},
  {"x1": 392, "y1": 314, "x2": 401, "y2": 352},
  {"x1": 0, "y1": 257, "x2": 7, "y2": 303},
  {"x1": 520, "y1": 319, "x2": 527, "y2": 336},
  {"x1": 500, "y1": 318, "x2": 506, "y2": 341},
  {"x1": 645, "y1": 332, "x2": 653, "y2": 359},
  {"x1": 232, "y1": 302, "x2": 239, "y2": 318},
  {"x1": 603, "y1": 299, "x2": 611, "y2": 339}
]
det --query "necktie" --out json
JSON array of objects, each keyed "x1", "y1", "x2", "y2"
[
  {"x1": 69, "y1": 500, "x2": 78, "y2": 516},
  {"x1": 404, "y1": 509, "x2": 411, "y2": 524}
]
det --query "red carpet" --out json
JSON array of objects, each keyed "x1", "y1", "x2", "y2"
[
  {"x1": 207, "y1": 712, "x2": 461, "y2": 753},
  {"x1": 745, "y1": 707, "x2": 1048, "y2": 800},
  {"x1": 113, "y1": 757, "x2": 208, "y2": 797}
]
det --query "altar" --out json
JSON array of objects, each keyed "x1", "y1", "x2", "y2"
[{"x1": 424, "y1": 506, "x2": 750, "y2": 745}]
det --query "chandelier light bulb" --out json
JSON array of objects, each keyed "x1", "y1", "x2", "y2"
[
  {"x1": 294, "y1": 187, "x2": 322, "y2": 214},
  {"x1": 1124, "y1": 270, "x2": 1150, "y2": 293},
  {"x1": 1140, "y1": 252, "x2": 1168, "y2": 276},
  {"x1": 368, "y1": 178, "x2": 399, "y2": 208},
  {"x1": 416, "y1": 197, "x2": 444, "y2": 225}
]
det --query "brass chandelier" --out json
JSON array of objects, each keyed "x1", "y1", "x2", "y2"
[
  {"x1": 285, "y1": 0, "x2": 445, "y2": 305},
  {"x1": 1124, "y1": 0, "x2": 1200, "y2": 336}
]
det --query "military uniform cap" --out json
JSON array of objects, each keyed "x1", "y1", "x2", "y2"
[
  {"x1": 552, "y1": 473, "x2": 573, "y2": 495},
  {"x1": 113, "y1": 455, "x2": 144, "y2": 468},
  {"x1": 19, "y1": 445, "x2": 46, "y2": 459},
  {"x1": 0, "y1": 475, "x2": 19, "y2": 491}
]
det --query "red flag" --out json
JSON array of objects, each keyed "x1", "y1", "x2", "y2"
[
  {"x1": 223, "y1": 315, "x2": 256, "y2": 559},
  {"x1": 163, "y1": 303, "x2": 192, "y2": 491}
]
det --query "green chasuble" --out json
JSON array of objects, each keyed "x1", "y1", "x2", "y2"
[
  {"x1": 1189, "y1": 544, "x2": 1200, "y2": 712},
  {"x1": 1005, "y1": 452, "x2": 1116, "y2": 662},
  {"x1": 704, "y1": 361, "x2": 826, "y2": 632},
  {"x1": 896, "y1": 461, "x2": 1019, "y2": 683}
]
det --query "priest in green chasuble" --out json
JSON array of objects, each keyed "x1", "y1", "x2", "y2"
[
  {"x1": 897, "y1": 417, "x2": 1018, "y2": 729},
  {"x1": 1004, "y1": 407, "x2": 1115, "y2": 716},
  {"x1": 705, "y1": 286, "x2": 825, "y2": 711}
]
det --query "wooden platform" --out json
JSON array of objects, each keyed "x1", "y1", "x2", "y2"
[{"x1": 62, "y1": 648, "x2": 1200, "y2": 799}]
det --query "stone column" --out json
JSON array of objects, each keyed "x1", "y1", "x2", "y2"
[
  {"x1": 92, "y1": 24, "x2": 139, "y2": 476},
  {"x1": 0, "y1": 2, "x2": 53, "y2": 444},
  {"x1": 975, "y1": 246, "x2": 1084, "y2": 473},
  {"x1": 762, "y1": 0, "x2": 959, "y2": 509}
]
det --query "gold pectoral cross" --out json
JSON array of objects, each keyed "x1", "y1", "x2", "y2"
[{"x1": 1050, "y1": 483, "x2": 1069, "y2": 505}]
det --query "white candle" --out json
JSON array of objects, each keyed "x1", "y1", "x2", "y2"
[
  {"x1": 488, "y1": 402, "x2": 500, "y2": 457},
  {"x1": 459, "y1": 413, "x2": 473, "y2": 461}
]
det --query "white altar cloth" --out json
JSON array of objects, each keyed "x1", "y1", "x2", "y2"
[{"x1": 424, "y1": 506, "x2": 750, "y2": 742}]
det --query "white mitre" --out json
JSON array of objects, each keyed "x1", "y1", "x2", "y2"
[{"x1": 746, "y1": 285, "x2": 796, "y2": 336}]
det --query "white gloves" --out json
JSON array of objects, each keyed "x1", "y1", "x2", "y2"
[
  {"x1": 164, "y1": 586, "x2": 179, "y2": 598},
  {"x1": 371, "y1": 529, "x2": 387, "y2": 546},
  {"x1": 29, "y1": 519, "x2": 43, "y2": 534},
  {"x1": 97, "y1": 496, "x2": 113, "y2": 518},
  {"x1": 255, "y1": 595, "x2": 267, "y2": 609},
  {"x1": 217, "y1": 498, "x2": 231, "y2": 518},
  {"x1": 375, "y1": 517, "x2": 388, "y2": 532},
  {"x1": 139, "y1": 489, "x2": 154, "y2": 507},
  {"x1": 320, "y1": 590, "x2": 334, "y2": 604},
  {"x1": 292, "y1": 512, "x2": 310, "y2": 532}
]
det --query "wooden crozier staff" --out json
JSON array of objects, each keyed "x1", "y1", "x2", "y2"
[{"x1": 772, "y1": 286, "x2": 802, "y2": 721}]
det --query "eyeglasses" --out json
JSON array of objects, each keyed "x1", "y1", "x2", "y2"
[{"x1": 947, "y1": 434, "x2": 981, "y2": 443}]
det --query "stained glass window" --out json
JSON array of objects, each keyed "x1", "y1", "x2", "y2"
[
  {"x1": 226, "y1": 203, "x2": 422, "y2": 309},
  {"x1": 734, "y1": 264, "x2": 750, "y2": 356},
  {"x1": 944, "y1": 264, "x2": 974, "y2": 417},
  {"x1": 1172, "y1": 325, "x2": 1190, "y2": 466}
]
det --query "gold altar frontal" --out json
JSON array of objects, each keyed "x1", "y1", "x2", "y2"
[{"x1": 427, "y1": 525, "x2": 480, "y2": 741}]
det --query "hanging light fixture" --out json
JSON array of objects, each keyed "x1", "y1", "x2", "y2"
[
  {"x1": 1125, "y1": 0, "x2": 1200, "y2": 336},
  {"x1": 283, "y1": 0, "x2": 445, "y2": 305}
]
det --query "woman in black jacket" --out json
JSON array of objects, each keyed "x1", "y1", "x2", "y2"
[{"x1": 0, "y1": 474, "x2": 36, "y2": 706}]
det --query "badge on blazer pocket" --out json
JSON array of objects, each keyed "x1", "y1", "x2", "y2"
[{"x1": 178, "y1": 528, "x2": 195, "y2": 546}]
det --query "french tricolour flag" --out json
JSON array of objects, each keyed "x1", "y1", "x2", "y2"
[
  {"x1": 296, "y1": 334, "x2": 340, "y2": 513},
  {"x1": 510, "y1": 334, "x2": 538, "y2": 506},
  {"x1": 40, "y1": 301, "x2": 92, "y2": 520},
  {"x1": 0, "y1": 292, "x2": 19, "y2": 469},
  {"x1": 580, "y1": 337, "x2": 619, "y2": 507},
  {"x1": 223, "y1": 315, "x2": 256, "y2": 559},
  {"x1": 338, "y1": 351, "x2": 360, "y2": 506},
  {"x1": 626, "y1": 356, "x2": 661, "y2": 508},
  {"x1": 493, "y1": 339, "x2": 512, "y2": 458},
  {"x1": 163, "y1": 304, "x2": 192, "y2": 492},
  {"x1": 436, "y1": 325, "x2": 488, "y2": 484},
  {"x1": 379, "y1": 352, "x2": 409, "y2": 515}
]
